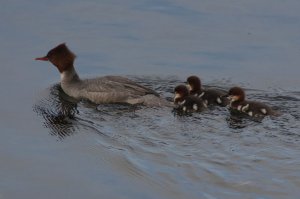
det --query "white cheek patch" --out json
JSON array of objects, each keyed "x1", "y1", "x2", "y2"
[
  {"x1": 193, "y1": 104, "x2": 198, "y2": 111},
  {"x1": 174, "y1": 93, "x2": 181, "y2": 102},
  {"x1": 182, "y1": 106, "x2": 187, "y2": 112},
  {"x1": 233, "y1": 96, "x2": 239, "y2": 102},
  {"x1": 216, "y1": 97, "x2": 222, "y2": 104},
  {"x1": 229, "y1": 95, "x2": 239, "y2": 102},
  {"x1": 248, "y1": 111, "x2": 253, "y2": 117},
  {"x1": 242, "y1": 104, "x2": 249, "y2": 112},
  {"x1": 186, "y1": 84, "x2": 192, "y2": 91},
  {"x1": 260, "y1": 108, "x2": 267, "y2": 114}
]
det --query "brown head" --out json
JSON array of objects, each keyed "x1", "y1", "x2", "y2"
[
  {"x1": 186, "y1": 76, "x2": 201, "y2": 94},
  {"x1": 174, "y1": 85, "x2": 189, "y2": 104},
  {"x1": 35, "y1": 43, "x2": 76, "y2": 73},
  {"x1": 226, "y1": 87, "x2": 246, "y2": 102}
]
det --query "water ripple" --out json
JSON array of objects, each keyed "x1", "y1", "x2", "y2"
[{"x1": 33, "y1": 76, "x2": 300, "y2": 198}]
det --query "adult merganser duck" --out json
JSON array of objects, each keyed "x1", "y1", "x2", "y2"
[
  {"x1": 173, "y1": 85, "x2": 206, "y2": 112},
  {"x1": 35, "y1": 43, "x2": 168, "y2": 106},
  {"x1": 225, "y1": 87, "x2": 278, "y2": 117},
  {"x1": 186, "y1": 76, "x2": 229, "y2": 106}
]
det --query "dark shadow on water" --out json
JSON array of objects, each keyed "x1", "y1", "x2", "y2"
[
  {"x1": 33, "y1": 84, "x2": 79, "y2": 140},
  {"x1": 171, "y1": 108, "x2": 194, "y2": 117},
  {"x1": 226, "y1": 114, "x2": 261, "y2": 129}
]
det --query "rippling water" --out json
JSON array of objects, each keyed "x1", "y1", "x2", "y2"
[
  {"x1": 32, "y1": 77, "x2": 300, "y2": 199},
  {"x1": 1, "y1": 0, "x2": 300, "y2": 198}
]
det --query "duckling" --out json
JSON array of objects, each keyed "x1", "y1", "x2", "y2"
[
  {"x1": 225, "y1": 87, "x2": 279, "y2": 118},
  {"x1": 174, "y1": 85, "x2": 206, "y2": 113},
  {"x1": 186, "y1": 76, "x2": 229, "y2": 107}
]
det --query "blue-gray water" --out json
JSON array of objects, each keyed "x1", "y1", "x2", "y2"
[{"x1": 1, "y1": 1, "x2": 300, "y2": 198}]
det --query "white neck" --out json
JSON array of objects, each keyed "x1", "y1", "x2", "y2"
[{"x1": 60, "y1": 67, "x2": 80, "y2": 82}]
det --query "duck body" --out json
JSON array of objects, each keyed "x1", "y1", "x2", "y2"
[
  {"x1": 36, "y1": 43, "x2": 168, "y2": 106},
  {"x1": 178, "y1": 96, "x2": 206, "y2": 113},
  {"x1": 230, "y1": 100, "x2": 274, "y2": 117},
  {"x1": 60, "y1": 67, "x2": 159, "y2": 104},
  {"x1": 190, "y1": 88, "x2": 228, "y2": 107}
]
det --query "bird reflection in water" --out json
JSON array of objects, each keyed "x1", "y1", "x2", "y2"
[
  {"x1": 33, "y1": 84, "x2": 141, "y2": 140},
  {"x1": 33, "y1": 84, "x2": 79, "y2": 140},
  {"x1": 226, "y1": 110, "x2": 263, "y2": 129}
]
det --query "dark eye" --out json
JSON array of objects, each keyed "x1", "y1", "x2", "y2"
[{"x1": 47, "y1": 51, "x2": 53, "y2": 58}]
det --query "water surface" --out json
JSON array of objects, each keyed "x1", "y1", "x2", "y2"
[{"x1": 1, "y1": 0, "x2": 300, "y2": 198}]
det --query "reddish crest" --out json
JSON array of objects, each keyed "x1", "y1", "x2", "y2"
[{"x1": 35, "y1": 43, "x2": 77, "y2": 73}]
